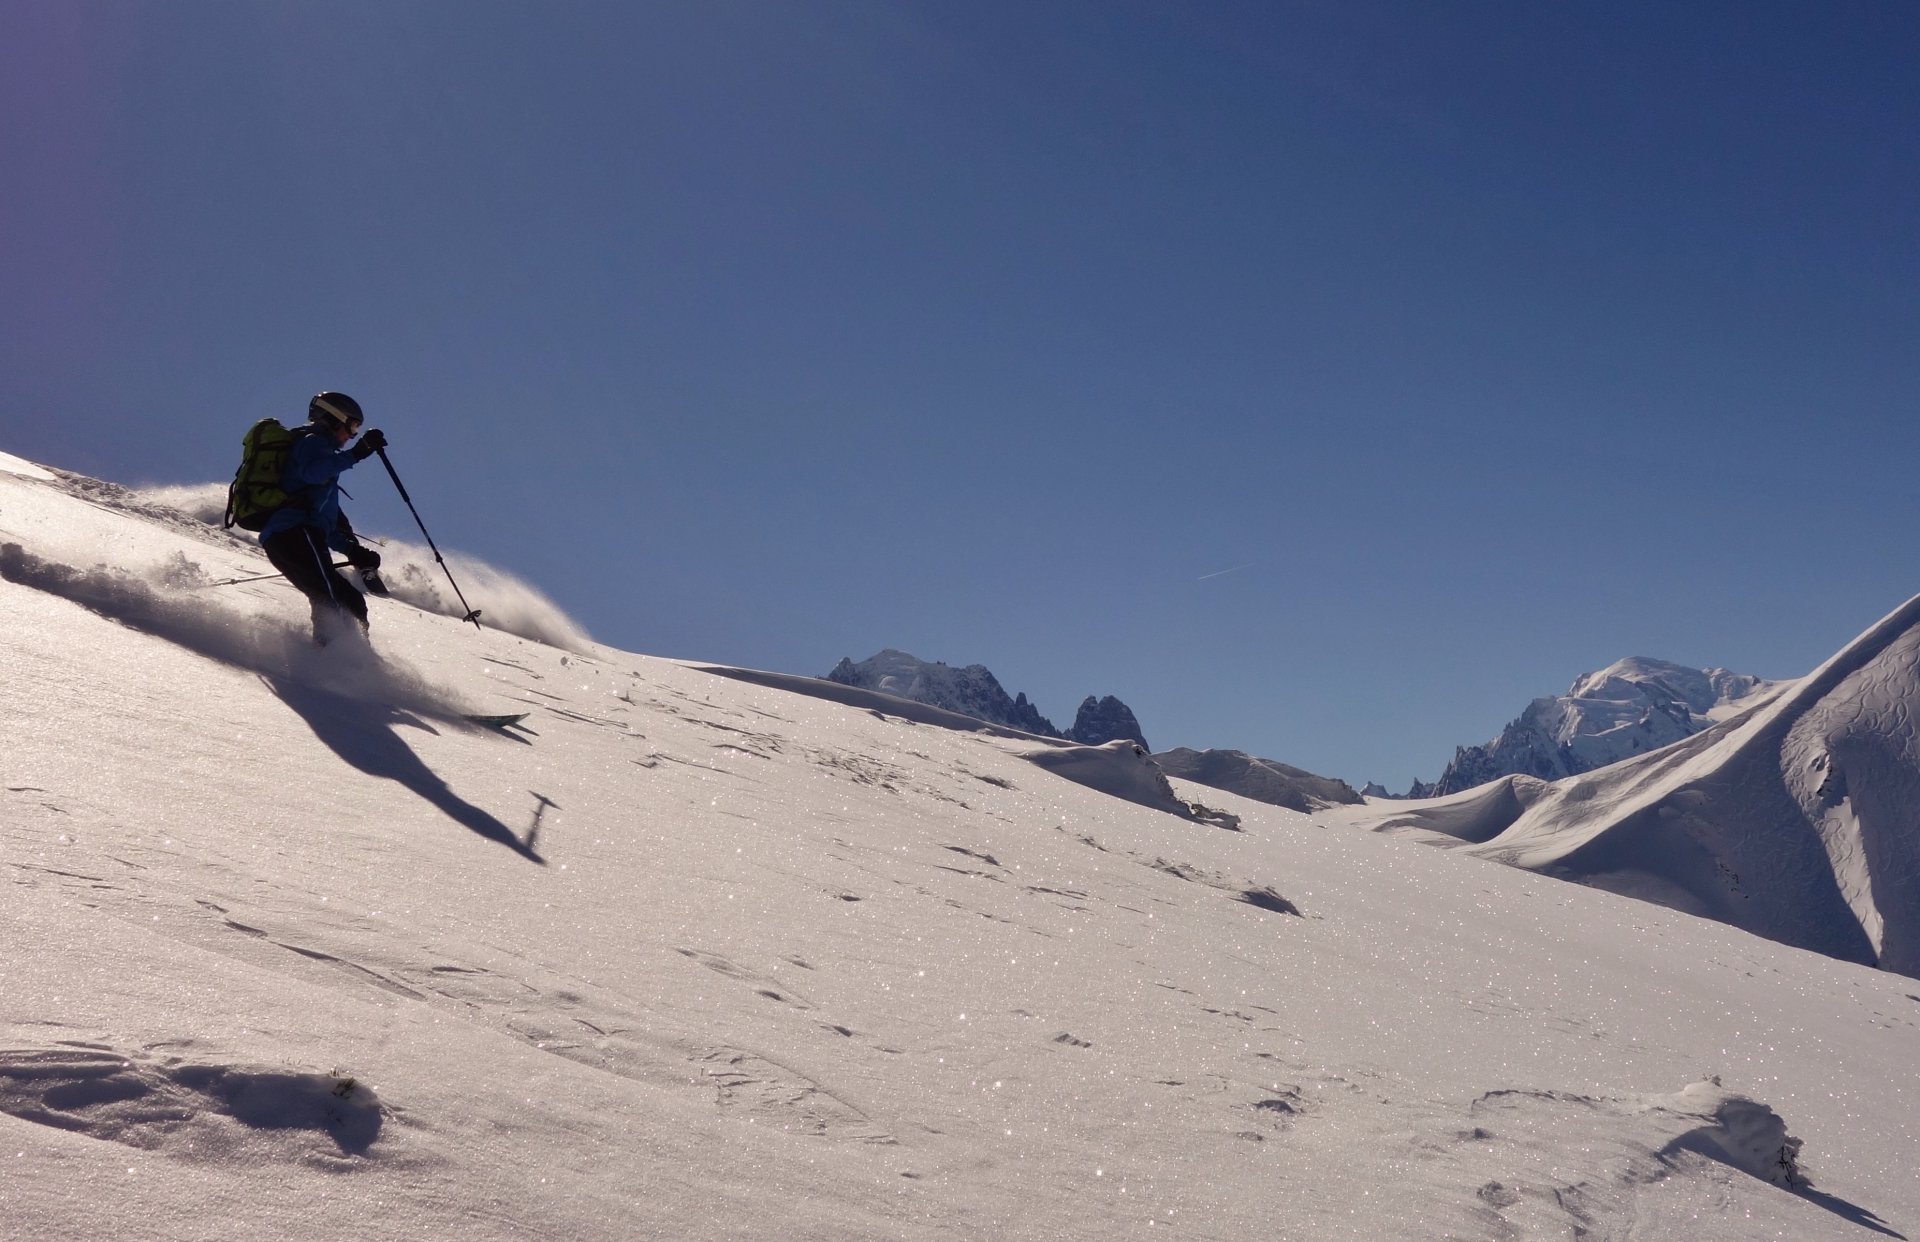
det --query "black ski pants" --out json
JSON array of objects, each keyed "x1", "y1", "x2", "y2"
[{"x1": 262, "y1": 525, "x2": 367, "y2": 639}]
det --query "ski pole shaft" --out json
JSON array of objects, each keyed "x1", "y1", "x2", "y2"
[
  {"x1": 207, "y1": 563, "x2": 349, "y2": 588},
  {"x1": 375, "y1": 447, "x2": 483, "y2": 629}
]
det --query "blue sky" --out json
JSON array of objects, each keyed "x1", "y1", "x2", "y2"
[{"x1": 5, "y1": 1, "x2": 1917, "y2": 788}]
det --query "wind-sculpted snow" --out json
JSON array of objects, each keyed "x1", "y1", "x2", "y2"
[
  {"x1": 1153, "y1": 747, "x2": 1363, "y2": 813},
  {"x1": 1336, "y1": 592, "x2": 1920, "y2": 978},
  {"x1": 1021, "y1": 738, "x2": 1241, "y2": 828},
  {"x1": 0, "y1": 1047, "x2": 382, "y2": 1166}
]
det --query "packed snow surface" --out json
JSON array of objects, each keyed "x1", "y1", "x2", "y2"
[{"x1": 2, "y1": 452, "x2": 1917, "y2": 1240}]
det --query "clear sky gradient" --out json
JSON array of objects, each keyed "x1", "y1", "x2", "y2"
[{"x1": 5, "y1": 1, "x2": 1917, "y2": 789}]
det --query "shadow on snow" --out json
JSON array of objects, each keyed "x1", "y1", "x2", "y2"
[{"x1": 266, "y1": 678, "x2": 544, "y2": 865}]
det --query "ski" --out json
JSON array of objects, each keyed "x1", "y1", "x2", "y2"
[{"x1": 466, "y1": 713, "x2": 530, "y2": 728}]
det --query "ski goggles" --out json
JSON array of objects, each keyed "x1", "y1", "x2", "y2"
[{"x1": 312, "y1": 396, "x2": 363, "y2": 434}]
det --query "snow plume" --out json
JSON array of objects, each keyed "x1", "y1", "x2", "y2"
[
  {"x1": 133, "y1": 481, "x2": 593, "y2": 652},
  {"x1": 134, "y1": 480, "x2": 228, "y2": 526},
  {"x1": 373, "y1": 538, "x2": 593, "y2": 653},
  {"x1": 0, "y1": 542, "x2": 480, "y2": 721}
]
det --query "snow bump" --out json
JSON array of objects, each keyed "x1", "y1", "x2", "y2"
[{"x1": 0, "y1": 1046, "x2": 383, "y2": 1167}]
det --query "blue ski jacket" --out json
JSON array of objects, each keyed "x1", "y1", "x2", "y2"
[{"x1": 258, "y1": 426, "x2": 364, "y2": 548}]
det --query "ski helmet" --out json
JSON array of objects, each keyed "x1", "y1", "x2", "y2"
[{"x1": 309, "y1": 391, "x2": 364, "y2": 432}]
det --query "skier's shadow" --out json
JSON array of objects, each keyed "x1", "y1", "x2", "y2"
[
  {"x1": 1793, "y1": 1185, "x2": 1906, "y2": 1239},
  {"x1": 265, "y1": 679, "x2": 544, "y2": 865}
]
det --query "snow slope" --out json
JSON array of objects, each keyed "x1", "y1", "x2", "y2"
[
  {"x1": 1153, "y1": 747, "x2": 1362, "y2": 814},
  {"x1": 2, "y1": 452, "x2": 1917, "y2": 1240},
  {"x1": 1331, "y1": 594, "x2": 1920, "y2": 981}
]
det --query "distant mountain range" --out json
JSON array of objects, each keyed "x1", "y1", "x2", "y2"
[
  {"x1": 1329, "y1": 598, "x2": 1920, "y2": 978},
  {"x1": 1408, "y1": 657, "x2": 1781, "y2": 797},
  {"x1": 824, "y1": 650, "x2": 1150, "y2": 750},
  {"x1": 822, "y1": 650, "x2": 1364, "y2": 814}
]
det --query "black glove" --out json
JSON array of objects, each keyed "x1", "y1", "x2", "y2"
[
  {"x1": 361, "y1": 567, "x2": 390, "y2": 597},
  {"x1": 350, "y1": 428, "x2": 387, "y2": 461},
  {"x1": 345, "y1": 543, "x2": 381, "y2": 570}
]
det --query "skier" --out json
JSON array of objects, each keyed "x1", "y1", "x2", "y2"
[{"x1": 259, "y1": 391, "x2": 389, "y2": 644}]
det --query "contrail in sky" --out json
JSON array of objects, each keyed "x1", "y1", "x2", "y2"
[{"x1": 1197, "y1": 562, "x2": 1254, "y2": 581}]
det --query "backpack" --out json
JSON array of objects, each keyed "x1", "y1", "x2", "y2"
[{"x1": 223, "y1": 418, "x2": 303, "y2": 531}]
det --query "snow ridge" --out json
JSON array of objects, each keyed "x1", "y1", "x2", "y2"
[{"x1": 1154, "y1": 747, "x2": 1363, "y2": 813}]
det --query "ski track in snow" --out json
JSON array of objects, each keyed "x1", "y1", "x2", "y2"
[{"x1": 1, "y1": 455, "x2": 1916, "y2": 1240}]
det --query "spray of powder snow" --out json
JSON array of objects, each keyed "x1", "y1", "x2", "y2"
[
  {"x1": 0, "y1": 542, "x2": 483, "y2": 722},
  {"x1": 134, "y1": 482, "x2": 593, "y2": 652},
  {"x1": 128, "y1": 481, "x2": 230, "y2": 526}
]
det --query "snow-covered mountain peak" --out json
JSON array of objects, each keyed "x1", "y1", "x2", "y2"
[
  {"x1": 842, "y1": 647, "x2": 984, "y2": 696},
  {"x1": 826, "y1": 648, "x2": 1059, "y2": 737},
  {"x1": 1418, "y1": 656, "x2": 1783, "y2": 796},
  {"x1": 1565, "y1": 656, "x2": 1772, "y2": 720}
]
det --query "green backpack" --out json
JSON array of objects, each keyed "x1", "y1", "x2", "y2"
[{"x1": 223, "y1": 417, "x2": 299, "y2": 531}]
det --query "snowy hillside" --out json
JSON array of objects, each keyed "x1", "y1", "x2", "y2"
[
  {"x1": 1332, "y1": 599, "x2": 1920, "y2": 981},
  {"x1": 3, "y1": 448, "x2": 1917, "y2": 1240},
  {"x1": 1153, "y1": 748, "x2": 1362, "y2": 814},
  {"x1": 1417, "y1": 657, "x2": 1780, "y2": 796}
]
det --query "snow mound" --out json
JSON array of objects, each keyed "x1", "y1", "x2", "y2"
[
  {"x1": 1332, "y1": 592, "x2": 1920, "y2": 978},
  {"x1": 1022, "y1": 739, "x2": 1197, "y2": 819},
  {"x1": 1154, "y1": 747, "x2": 1362, "y2": 813},
  {"x1": 1426, "y1": 1077, "x2": 1847, "y2": 1237},
  {"x1": 0, "y1": 1047, "x2": 382, "y2": 1166},
  {"x1": 1650, "y1": 1079, "x2": 1802, "y2": 1188}
]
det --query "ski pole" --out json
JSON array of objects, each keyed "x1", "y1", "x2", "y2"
[
  {"x1": 375, "y1": 447, "x2": 483, "y2": 629},
  {"x1": 205, "y1": 563, "x2": 349, "y2": 588}
]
